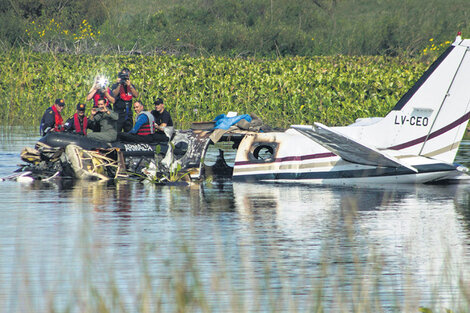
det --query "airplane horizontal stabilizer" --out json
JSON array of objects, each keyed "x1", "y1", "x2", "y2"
[{"x1": 291, "y1": 123, "x2": 418, "y2": 172}]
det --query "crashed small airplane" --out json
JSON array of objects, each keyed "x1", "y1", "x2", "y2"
[
  {"x1": 229, "y1": 34, "x2": 470, "y2": 184},
  {"x1": 16, "y1": 34, "x2": 470, "y2": 184}
]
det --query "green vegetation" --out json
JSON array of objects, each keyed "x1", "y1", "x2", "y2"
[
  {"x1": 0, "y1": 0, "x2": 468, "y2": 56},
  {"x1": 0, "y1": 50, "x2": 432, "y2": 128},
  {"x1": 0, "y1": 0, "x2": 464, "y2": 128}
]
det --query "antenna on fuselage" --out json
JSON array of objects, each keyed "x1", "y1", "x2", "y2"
[{"x1": 454, "y1": 31, "x2": 463, "y2": 44}]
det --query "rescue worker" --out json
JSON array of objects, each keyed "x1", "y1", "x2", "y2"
[
  {"x1": 86, "y1": 75, "x2": 115, "y2": 107},
  {"x1": 151, "y1": 98, "x2": 173, "y2": 142},
  {"x1": 64, "y1": 103, "x2": 88, "y2": 135},
  {"x1": 87, "y1": 98, "x2": 119, "y2": 142},
  {"x1": 110, "y1": 68, "x2": 139, "y2": 132},
  {"x1": 40, "y1": 98, "x2": 66, "y2": 136},
  {"x1": 118, "y1": 101, "x2": 155, "y2": 143}
]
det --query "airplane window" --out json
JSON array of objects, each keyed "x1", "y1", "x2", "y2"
[
  {"x1": 174, "y1": 141, "x2": 189, "y2": 160},
  {"x1": 249, "y1": 143, "x2": 277, "y2": 163},
  {"x1": 253, "y1": 146, "x2": 273, "y2": 160}
]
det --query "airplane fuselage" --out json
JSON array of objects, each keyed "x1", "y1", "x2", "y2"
[{"x1": 230, "y1": 129, "x2": 464, "y2": 184}]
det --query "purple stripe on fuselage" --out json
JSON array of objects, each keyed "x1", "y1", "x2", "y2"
[
  {"x1": 234, "y1": 152, "x2": 336, "y2": 166},
  {"x1": 234, "y1": 112, "x2": 470, "y2": 167},
  {"x1": 388, "y1": 112, "x2": 470, "y2": 150}
]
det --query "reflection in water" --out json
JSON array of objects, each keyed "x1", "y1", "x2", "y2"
[
  {"x1": 455, "y1": 190, "x2": 470, "y2": 236},
  {"x1": 1, "y1": 128, "x2": 470, "y2": 311},
  {"x1": 1, "y1": 178, "x2": 469, "y2": 311},
  {"x1": 231, "y1": 183, "x2": 470, "y2": 311}
]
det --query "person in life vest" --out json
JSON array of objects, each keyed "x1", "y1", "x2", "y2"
[
  {"x1": 117, "y1": 101, "x2": 156, "y2": 143},
  {"x1": 110, "y1": 68, "x2": 139, "y2": 132},
  {"x1": 151, "y1": 98, "x2": 173, "y2": 142},
  {"x1": 86, "y1": 75, "x2": 115, "y2": 108},
  {"x1": 40, "y1": 98, "x2": 66, "y2": 136},
  {"x1": 87, "y1": 98, "x2": 119, "y2": 142},
  {"x1": 64, "y1": 103, "x2": 88, "y2": 135}
]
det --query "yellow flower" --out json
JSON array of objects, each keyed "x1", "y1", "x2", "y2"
[
  {"x1": 429, "y1": 38, "x2": 434, "y2": 42},
  {"x1": 177, "y1": 38, "x2": 180, "y2": 41}
]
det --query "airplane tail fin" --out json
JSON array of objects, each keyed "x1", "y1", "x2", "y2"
[{"x1": 366, "y1": 35, "x2": 470, "y2": 164}]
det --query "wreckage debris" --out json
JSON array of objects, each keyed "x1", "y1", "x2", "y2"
[
  {"x1": 19, "y1": 141, "x2": 127, "y2": 181},
  {"x1": 13, "y1": 113, "x2": 276, "y2": 184}
]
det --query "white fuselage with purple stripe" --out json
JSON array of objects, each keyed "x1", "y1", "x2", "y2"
[{"x1": 232, "y1": 37, "x2": 470, "y2": 184}]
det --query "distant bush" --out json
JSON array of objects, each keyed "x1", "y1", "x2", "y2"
[{"x1": 0, "y1": 0, "x2": 468, "y2": 56}]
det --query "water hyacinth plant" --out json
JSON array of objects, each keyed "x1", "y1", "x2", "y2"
[{"x1": 0, "y1": 50, "x2": 430, "y2": 129}]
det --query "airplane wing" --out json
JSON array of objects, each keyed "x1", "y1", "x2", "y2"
[{"x1": 291, "y1": 123, "x2": 418, "y2": 172}]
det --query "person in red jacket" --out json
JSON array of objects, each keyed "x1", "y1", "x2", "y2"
[
  {"x1": 111, "y1": 68, "x2": 139, "y2": 132},
  {"x1": 39, "y1": 98, "x2": 66, "y2": 136},
  {"x1": 64, "y1": 103, "x2": 88, "y2": 135},
  {"x1": 86, "y1": 75, "x2": 115, "y2": 108}
]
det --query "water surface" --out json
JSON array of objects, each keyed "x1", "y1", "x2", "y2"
[{"x1": 1, "y1": 128, "x2": 470, "y2": 312}]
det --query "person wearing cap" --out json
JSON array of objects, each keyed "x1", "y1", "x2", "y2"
[
  {"x1": 117, "y1": 101, "x2": 156, "y2": 143},
  {"x1": 86, "y1": 75, "x2": 115, "y2": 108},
  {"x1": 39, "y1": 98, "x2": 66, "y2": 136},
  {"x1": 110, "y1": 67, "x2": 139, "y2": 132},
  {"x1": 64, "y1": 103, "x2": 88, "y2": 136},
  {"x1": 87, "y1": 98, "x2": 119, "y2": 142},
  {"x1": 151, "y1": 98, "x2": 173, "y2": 142}
]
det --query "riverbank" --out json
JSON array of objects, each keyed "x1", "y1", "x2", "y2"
[{"x1": 2, "y1": 0, "x2": 469, "y2": 57}]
